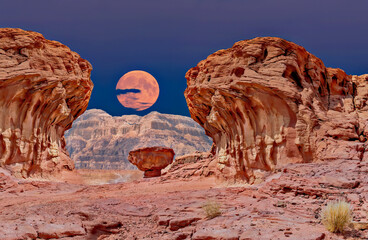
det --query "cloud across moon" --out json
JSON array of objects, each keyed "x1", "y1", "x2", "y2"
[{"x1": 116, "y1": 70, "x2": 160, "y2": 111}]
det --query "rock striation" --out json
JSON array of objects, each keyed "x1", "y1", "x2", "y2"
[
  {"x1": 65, "y1": 109, "x2": 212, "y2": 169},
  {"x1": 0, "y1": 28, "x2": 93, "y2": 177},
  {"x1": 128, "y1": 146, "x2": 175, "y2": 177},
  {"x1": 164, "y1": 151, "x2": 216, "y2": 180},
  {"x1": 185, "y1": 37, "x2": 368, "y2": 183}
]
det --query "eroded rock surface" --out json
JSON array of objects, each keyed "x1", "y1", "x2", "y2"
[
  {"x1": 128, "y1": 146, "x2": 175, "y2": 177},
  {"x1": 65, "y1": 109, "x2": 212, "y2": 169},
  {"x1": 163, "y1": 151, "x2": 216, "y2": 180},
  {"x1": 185, "y1": 37, "x2": 368, "y2": 182},
  {"x1": 2, "y1": 158, "x2": 368, "y2": 239},
  {"x1": 0, "y1": 28, "x2": 93, "y2": 177}
]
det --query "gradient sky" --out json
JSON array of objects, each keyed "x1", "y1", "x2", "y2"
[{"x1": 1, "y1": 0, "x2": 367, "y2": 116}]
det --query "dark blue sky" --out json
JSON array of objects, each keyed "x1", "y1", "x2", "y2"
[{"x1": 1, "y1": 0, "x2": 367, "y2": 116}]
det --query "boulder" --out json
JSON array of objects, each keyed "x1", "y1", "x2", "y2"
[
  {"x1": 128, "y1": 146, "x2": 175, "y2": 177},
  {"x1": 0, "y1": 28, "x2": 93, "y2": 177},
  {"x1": 185, "y1": 37, "x2": 368, "y2": 183},
  {"x1": 37, "y1": 223, "x2": 86, "y2": 239}
]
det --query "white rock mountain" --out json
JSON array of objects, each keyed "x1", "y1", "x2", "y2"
[{"x1": 64, "y1": 109, "x2": 212, "y2": 169}]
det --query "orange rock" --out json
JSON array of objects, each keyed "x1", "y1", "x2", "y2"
[
  {"x1": 0, "y1": 28, "x2": 93, "y2": 178},
  {"x1": 163, "y1": 151, "x2": 217, "y2": 180},
  {"x1": 168, "y1": 216, "x2": 201, "y2": 231},
  {"x1": 128, "y1": 146, "x2": 175, "y2": 177},
  {"x1": 37, "y1": 223, "x2": 86, "y2": 239},
  {"x1": 185, "y1": 37, "x2": 368, "y2": 183}
]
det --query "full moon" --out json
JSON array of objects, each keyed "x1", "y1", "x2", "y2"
[{"x1": 116, "y1": 70, "x2": 160, "y2": 111}]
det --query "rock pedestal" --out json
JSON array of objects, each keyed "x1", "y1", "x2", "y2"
[
  {"x1": 143, "y1": 169, "x2": 162, "y2": 178},
  {"x1": 128, "y1": 147, "x2": 175, "y2": 178}
]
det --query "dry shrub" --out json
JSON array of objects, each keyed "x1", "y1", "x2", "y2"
[
  {"x1": 321, "y1": 200, "x2": 352, "y2": 233},
  {"x1": 202, "y1": 200, "x2": 221, "y2": 219}
]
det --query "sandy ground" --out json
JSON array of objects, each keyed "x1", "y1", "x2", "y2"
[
  {"x1": 76, "y1": 169, "x2": 143, "y2": 185},
  {"x1": 1, "y1": 159, "x2": 368, "y2": 239}
]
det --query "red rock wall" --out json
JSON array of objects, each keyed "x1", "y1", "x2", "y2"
[
  {"x1": 0, "y1": 28, "x2": 93, "y2": 177},
  {"x1": 185, "y1": 37, "x2": 368, "y2": 183}
]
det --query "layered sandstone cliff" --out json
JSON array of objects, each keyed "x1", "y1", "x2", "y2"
[
  {"x1": 185, "y1": 37, "x2": 368, "y2": 183},
  {"x1": 0, "y1": 28, "x2": 93, "y2": 177},
  {"x1": 65, "y1": 109, "x2": 212, "y2": 169}
]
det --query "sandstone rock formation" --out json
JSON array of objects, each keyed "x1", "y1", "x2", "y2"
[
  {"x1": 0, "y1": 28, "x2": 93, "y2": 177},
  {"x1": 185, "y1": 37, "x2": 368, "y2": 183},
  {"x1": 65, "y1": 109, "x2": 212, "y2": 169},
  {"x1": 128, "y1": 146, "x2": 175, "y2": 177},
  {"x1": 163, "y1": 151, "x2": 216, "y2": 180}
]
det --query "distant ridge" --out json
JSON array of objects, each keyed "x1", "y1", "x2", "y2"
[{"x1": 65, "y1": 109, "x2": 212, "y2": 169}]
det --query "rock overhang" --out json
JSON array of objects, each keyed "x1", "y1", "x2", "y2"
[
  {"x1": 185, "y1": 36, "x2": 368, "y2": 183},
  {"x1": 0, "y1": 28, "x2": 93, "y2": 178}
]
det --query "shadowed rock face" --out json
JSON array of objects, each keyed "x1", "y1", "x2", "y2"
[
  {"x1": 128, "y1": 147, "x2": 175, "y2": 177},
  {"x1": 0, "y1": 28, "x2": 93, "y2": 177},
  {"x1": 185, "y1": 37, "x2": 368, "y2": 183}
]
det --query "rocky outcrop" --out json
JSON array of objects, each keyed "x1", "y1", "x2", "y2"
[
  {"x1": 185, "y1": 37, "x2": 368, "y2": 183},
  {"x1": 65, "y1": 109, "x2": 212, "y2": 169},
  {"x1": 128, "y1": 146, "x2": 175, "y2": 177},
  {"x1": 163, "y1": 151, "x2": 216, "y2": 180},
  {"x1": 0, "y1": 28, "x2": 93, "y2": 177}
]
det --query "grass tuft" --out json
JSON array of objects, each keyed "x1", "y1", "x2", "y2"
[
  {"x1": 321, "y1": 200, "x2": 352, "y2": 233},
  {"x1": 202, "y1": 200, "x2": 221, "y2": 219}
]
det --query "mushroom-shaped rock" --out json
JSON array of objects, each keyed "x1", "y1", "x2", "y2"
[
  {"x1": 185, "y1": 37, "x2": 368, "y2": 183},
  {"x1": 128, "y1": 147, "x2": 175, "y2": 177},
  {"x1": 0, "y1": 28, "x2": 93, "y2": 178}
]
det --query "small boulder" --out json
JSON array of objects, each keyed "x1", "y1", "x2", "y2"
[
  {"x1": 169, "y1": 216, "x2": 201, "y2": 231},
  {"x1": 37, "y1": 223, "x2": 86, "y2": 239},
  {"x1": 128, "y1": 147, "x2": 175, "y2": 177}
]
